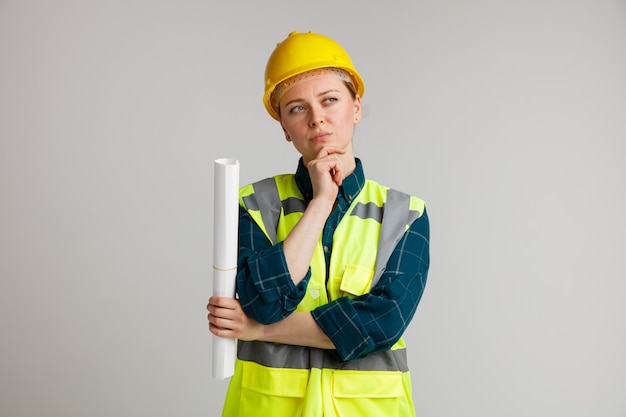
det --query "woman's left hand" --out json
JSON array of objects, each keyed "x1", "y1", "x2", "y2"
[{"x1": 207, "y1": 296, "x2": 264, "y2": 341}]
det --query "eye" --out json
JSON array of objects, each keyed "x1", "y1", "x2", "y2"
[
  {"x1": 289, "y1": 105, "x2": 305, "y2": 114},
  {"x1": 323, "y1": 97, "x2": 338, "y2": 104}
]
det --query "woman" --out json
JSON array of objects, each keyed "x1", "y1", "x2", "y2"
[{"x1": 207, "y1": 31, "x2": 430, "y2": 417}]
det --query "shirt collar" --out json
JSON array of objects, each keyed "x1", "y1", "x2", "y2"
[{"x1": 295, "y1": 157, "x2": 365, "y2": 205}]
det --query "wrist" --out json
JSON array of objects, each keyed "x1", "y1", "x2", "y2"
[{"x1": 307, "y1": 197, "x2": 335, "y2": 217}]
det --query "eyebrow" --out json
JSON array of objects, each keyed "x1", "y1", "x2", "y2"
[{"x1": 282, "y1": 89, "x2": 342, "y2": 109}]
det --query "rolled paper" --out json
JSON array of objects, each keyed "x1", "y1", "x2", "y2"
[{"x1": 212, "y1": 158, "x2": 239, "y2": 380}]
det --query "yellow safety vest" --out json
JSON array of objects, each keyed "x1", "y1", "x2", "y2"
[{"x1": 223, "y1": 174, "x2": 425, "y2": 417}]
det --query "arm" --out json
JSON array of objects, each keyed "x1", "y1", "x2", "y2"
[
  {"x1": 236, "y1": 149, "x2": 346, "y2": 325},
  {"x1": 236, "y1": 204, "x2": 334, "y2": 325},
  {"x1": 207, "y1": 297, "x2": 334, "y2": 350},
  {"x1": 262, "y1": 312, "x2": 334, "y2": 349},
  {"x1": 209, "y1": 208, "x2": 430, "y2": 361},
  {"x1": 235, "y1": 208, "x2": 307, "y2": 325},
  {"x1": 281, "y1": 148, "x2": 346, "y2": 281},
  {"x1": 312, "y1": 208, "x2": 430, "y2": 361}
]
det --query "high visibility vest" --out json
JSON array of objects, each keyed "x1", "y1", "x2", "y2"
[{"x1": 223, "y1": 174, "x2": 425, "y2": 417}]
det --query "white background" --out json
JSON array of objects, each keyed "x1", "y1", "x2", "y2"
[{"x1": 1, "y1": 1, "x2": 625, "y2": 416}]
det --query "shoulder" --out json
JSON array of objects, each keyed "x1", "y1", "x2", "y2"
[
  {"x1": 363, "y1": 179, "x2": 427, "y2": 212},
  {"x1": 239, "y1": 174, "x2": 294, "y2": 192},
  {"x1": 239, "y1": 174, "x2": 299, "y2": 207}
]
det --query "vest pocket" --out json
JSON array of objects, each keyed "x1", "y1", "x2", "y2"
[
  {"x1": 332, "y1": 371, "x2": 404, "y2": 417},
  {"x1": 338, "y1": 264, "x2": 375, "y2": 297},
  {"x1": 239, "y1": 360, "x2": 309, "y2": 417}
]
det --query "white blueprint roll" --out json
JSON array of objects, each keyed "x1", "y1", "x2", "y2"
[{"x1": 212, "y1": 158, "x2": 239, "y2": 380}]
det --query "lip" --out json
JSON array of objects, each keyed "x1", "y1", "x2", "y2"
[{"x1": 310, "y1": 131, "x2": 331, "y2": 142}]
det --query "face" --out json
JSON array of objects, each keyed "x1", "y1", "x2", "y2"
[{"x1": 278, "y1": 75, "x2": 361, "y2": 164}]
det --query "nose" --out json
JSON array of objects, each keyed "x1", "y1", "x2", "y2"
[{"x1": 308, "y1": 106, "x2": 324, "y2": 127}]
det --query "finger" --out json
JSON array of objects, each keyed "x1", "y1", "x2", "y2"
[
  {"x1": 208, "y1": 313, "x2": 234, "y2": 329},
  {"x1": 332, "y1": 168, "x2": 343, "y2": 186},
  {"x1": 209, "y1": 305, "x2": 235, "y2": 321},
  {"x1": 308, "y1": 156, "x2": 343, "y2": 176},
  {"x1": 209, "y1": 307, "x2": 238, "y2": 325},
  {"x1": 207, "y1": 302, "x2": 225, "y2": 315},
  {"x1": 209, "y1": 296, "x2": 239, "y2": 309},
  {"x1": 209, "y1": 322, "x2": 236, "y2": 338},
  {"x1": 316, "y1": 146, "x2": 346, "y2": 158},
  {"x1": 209, "y1": 296, "x2": 229, "y2": 306}
]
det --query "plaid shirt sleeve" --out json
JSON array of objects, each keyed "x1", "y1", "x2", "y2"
[
  {"x1": 312, "y1": 207, "x2": 431, "y2": 362},
  {"x1": 236, "y1": 207, "x2": 311, "y2": 325}
]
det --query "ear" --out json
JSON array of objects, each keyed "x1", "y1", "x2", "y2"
[
  {"x1": 353, "y1": 95, "x2": 362, "y2": 124},
  {"x1": 281, "y1": 124, "x2": 292, "y2": 142}
]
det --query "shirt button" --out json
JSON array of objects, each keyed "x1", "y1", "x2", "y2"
[{"x1": 323, "y1": 246, "x2": 330, "y2": 253}]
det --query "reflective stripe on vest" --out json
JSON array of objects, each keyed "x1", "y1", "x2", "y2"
[{"x1": 238, "y1": 340, "x2": 409, "y2": 372}]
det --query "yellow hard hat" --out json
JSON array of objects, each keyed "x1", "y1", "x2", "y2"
[{"x1": 263, "y1": 31, "x2": 365, "y2": 121}]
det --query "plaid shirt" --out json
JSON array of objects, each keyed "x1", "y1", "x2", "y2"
[{"x1": 236, "y1": 158, "x2": 430, "y2": 361}]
